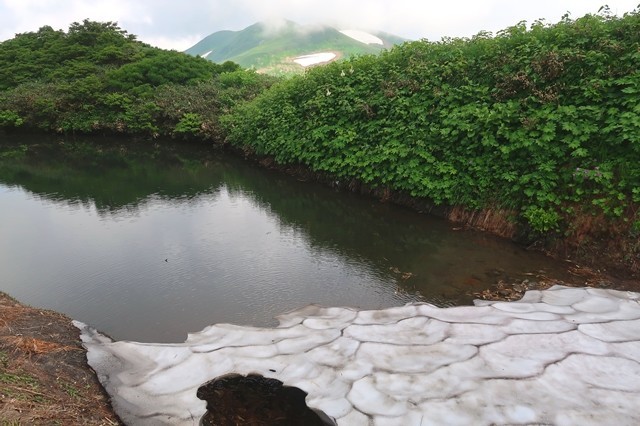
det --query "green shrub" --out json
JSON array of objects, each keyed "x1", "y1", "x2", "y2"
[
  {"x1": 222, "y1": 8, "x2": 640, "y2": 235},
  {"x1": 522, "y1": 205, "x2": 561, "y2": 233},
  {"x1": 174, "y1": 113, "x2": 203, "y2": 137}
]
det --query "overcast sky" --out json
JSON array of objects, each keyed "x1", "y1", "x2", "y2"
[{"x1": 0, "y1": 0, "x2": 638, "y2": 51}]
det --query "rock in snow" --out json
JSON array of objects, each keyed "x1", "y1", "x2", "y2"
[{"x1": 75, "y1": 285, "x2": 640, "y2": 425}]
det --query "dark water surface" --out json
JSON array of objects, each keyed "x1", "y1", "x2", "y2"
[{"x1": 0, "y1": 135, "x2": 578, "y2": 342}]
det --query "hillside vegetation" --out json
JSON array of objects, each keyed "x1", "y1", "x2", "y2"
[
  {"x1": 1, "y1": 11, "x2": 639, "y2": 273},
  {"x1": 0, "y1": 20, "x2": 276, "y2": 139},
  {"x1": 222, "y1": 9, "x2": 640, "y2": 272},
  {"x1": 185, "y1": 20, "x2": 405, "y2": 75}
]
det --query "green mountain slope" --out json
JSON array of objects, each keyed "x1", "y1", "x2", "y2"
[{"x1": 185, "y1": 20, "x2": 407, "y2": 75}]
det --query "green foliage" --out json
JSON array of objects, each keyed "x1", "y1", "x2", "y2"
[
  {"x1": 223, "y1": 8, "x2": 640, "y2": 234},
  {"x1": 0, "y1": 82, "x2": 62, "y2": 130},
  {"x1": 152, "y1": 70, "x2": 276, "y2": 140},
  {"x1": 2, "y1": 12, "x2": 639, "y2": 241},
  {"x1": 631, "y1": 219, "x2": 640, "y2": 238},
  {"x1": 0, "y1": 20, "x2": 139, "y2": 90},
  {"x1": 174, "y1": 113, "x2": 203, "y2": 137},
  {"x1": 0, "y1": 20, "x2": 273, "y2": 139},
  {"x1": 522, "y1": 206, "x2": 561, "y2": 233},
  {"x1": 105, "y1": 50, "x2": 228, "y2": 96}
]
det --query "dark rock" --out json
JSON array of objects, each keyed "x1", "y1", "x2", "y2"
[{"x1": 197, "y1": 373, "x2": 336, "y2": 426}]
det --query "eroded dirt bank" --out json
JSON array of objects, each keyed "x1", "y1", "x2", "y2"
[{"x1": 0, "y1": 292, "x2": 121, "y2": 425}]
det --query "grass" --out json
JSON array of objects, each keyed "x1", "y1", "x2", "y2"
[
  {"x1": 0, "y1": 371, "x2": 40, "y2": 388},
  {"x1": 57, "y1": 378, "x2": 82, "y2": 399}
]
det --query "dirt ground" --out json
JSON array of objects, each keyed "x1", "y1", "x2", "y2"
[
  {"x1": 467, "y1": 261, "x2": 640, "y2": 301},
  {"x1": 0, "y1": 292, "x2": 121, "y2": 425},
  {"x1": 0, "y1": 262, "x2": 638, "y2": 426}
]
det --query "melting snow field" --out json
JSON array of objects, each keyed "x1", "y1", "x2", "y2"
[
  {"x1": 293, "y1": 52, "x2": 337, "y2": 67},
  {"x1": 76, "y1": 286, "x2": 640, "y2": 425}
]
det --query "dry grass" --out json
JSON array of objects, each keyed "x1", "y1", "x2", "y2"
[
  {"x1": 0, "y1": 303, "x2": 28, "y2": 329},
  {"x1": 557, "y1": 207, "x2": 640, "y2": 277},
  {"x1": 0, "y1": 292, "x2": 121, "y2": 425},
  {"x1": 1, "y1": 336, "x2": 81, "y2": 356},
  {"x1": 448, "y1": 204, "x2": 639, "y2": 279},
  {"x1": 447, "y1": 205, "x2": 518, "y2": 239}
]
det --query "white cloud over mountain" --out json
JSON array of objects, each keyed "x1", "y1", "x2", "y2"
[{"x1": 0, "y1": 0, "x2": 638, "y2": 50}]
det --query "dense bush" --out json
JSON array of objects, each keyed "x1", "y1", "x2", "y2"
[
  {"x1": 0, "y1": 20, "x2": 275, "y2": 139},
  {"x1": 223, "y1": 9, "x2": 640, "y2": 237}
]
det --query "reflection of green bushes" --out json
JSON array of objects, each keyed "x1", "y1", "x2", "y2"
[
  {"x1": 0, "y1": 137, "x2": 225, "y2": 213},
  {"x1": 0, "y1": 144, "x2": 27, "y2": 159},
  {"x1": 223, "y1": 9, "x2": 640, "y2": 235},
  {"x1": 0, "y1": 110, "x2": 23, "y2": 127}
]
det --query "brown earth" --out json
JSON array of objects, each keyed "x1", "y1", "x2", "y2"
[
  {"x1": 0, "y1": 292, "x2": 121, "y2": 425},
  {"x1": 466, "y1": 262, "x2": 640, "y2": 301}
]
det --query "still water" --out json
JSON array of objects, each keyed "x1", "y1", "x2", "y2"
[{"x1": 0, "y1": 135, "x2": 578, "y2": 342}]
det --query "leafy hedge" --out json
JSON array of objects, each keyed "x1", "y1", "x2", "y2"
[
  {"x1": 1, "y1": 12, "x2": 639, "y2": 255},
  {"x1": 223, "y1": 9, "x2": 640, "y2": 235}
]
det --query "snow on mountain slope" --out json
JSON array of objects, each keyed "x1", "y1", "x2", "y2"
[
  {"x1": 185, "y1": 21, "x2": 407, "y2": 75},
  {"x1": 293, "y1": 52, "x2": 337, "y2": 67}
]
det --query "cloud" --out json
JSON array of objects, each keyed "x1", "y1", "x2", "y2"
[
  {"x1": 207, "y1": 0, "x2": 639, "y2": 40},
  {"x1": 0, "y1": 0, "x2": 136, "y2": 38},
  {"x1": 0, "y1": 0, "x2": 638, "y2": 50},
  {"x1": 140, "y1": 34, "x2": 204, "y2": 52}
]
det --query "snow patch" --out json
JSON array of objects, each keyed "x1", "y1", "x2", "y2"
[
  {"x1": 294, "y1": 52, "x2": 337, "y2": 67},
  {"x1": 200, "y1": 50, "x2": 213, "y2": 58},
  {"x1": 78, "y1": 286, "x2": 640, "y2": 425},
  {"x1": 340, "y1": 30, "x2": 383, "y2": 45}
]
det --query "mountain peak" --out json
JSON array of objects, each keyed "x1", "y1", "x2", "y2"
[
  {"x1": 252, "y1": 19, "x2": 297, "y2": 33},
  {"x1": 185, "y1": 20, "x2": 408, "y2": 75}
]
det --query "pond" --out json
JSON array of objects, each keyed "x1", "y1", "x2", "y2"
[{"x1": 0, "y1": 135, "x2": 580, "y2": 342}]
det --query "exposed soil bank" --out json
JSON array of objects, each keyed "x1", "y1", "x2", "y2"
[
  {"x1": 242, "y1": 152, "x2": 640, "y2": 283},
  {"x1": 0, "y1": 292, "x2": 121, "y2": 425}
]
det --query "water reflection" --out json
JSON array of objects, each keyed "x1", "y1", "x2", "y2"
[
  {"x1": 0, "y1": 135, "x2": 578, "y2": 342},
  {"x1": 0, "y1": 138, "x2": 227, "y2": 216}
]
